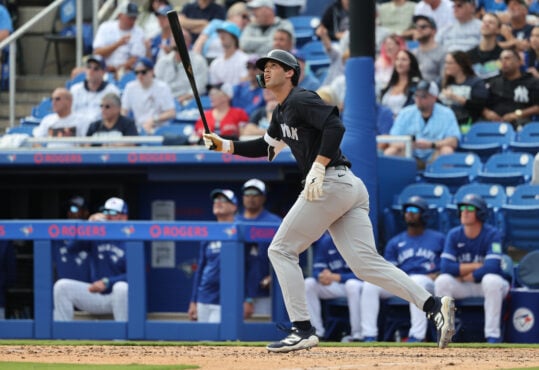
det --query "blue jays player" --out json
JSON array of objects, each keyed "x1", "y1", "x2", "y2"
[
  {"x1": 203, "y1": 49, "x2": 455, "y2": 352},
  {"x1": 188, "y1": 189, "x2": 238, "y2": 323},
  {"x1": 53, "y1": 197, "x2": 129, "y2": 321},
  {"x1": 236, "y1": 179, "x2": 282, "y2": 318},
  {"x1": 435, "y1": 193, "x2": 510, "y2": 343},
  {"x1": 361, "y1": 196, "x2": 444, "y2": 342},
  {"x1": 305, "y1": 232, "x2": 363, "y2": 341}
]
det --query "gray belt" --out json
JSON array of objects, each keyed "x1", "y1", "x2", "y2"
[{"x1": 328, "y1": 165, "x2": 348, "y2": 170}]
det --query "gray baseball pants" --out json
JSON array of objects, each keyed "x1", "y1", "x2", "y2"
[{"x1": 268, "y1": 166, "x2": 432, "y2": 323}]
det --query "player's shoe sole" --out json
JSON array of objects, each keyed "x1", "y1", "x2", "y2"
[{"x1": 266, "y1": 326, "x2": 319, "y2": 353}]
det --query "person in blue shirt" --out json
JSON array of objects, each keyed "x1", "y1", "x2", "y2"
[
  {"x1": 236, "y1": 179, "x2": 282, "y2": 319},
  {"x1": 384, "y1": 79, "x2": 461, "y2": 169},
  {"x1": 53, "y1": 197, "x2": 129, "y2": 321},
  {"x1": 188, "y1": 189, "x2": 238, "y2": 323},
  {"x1": 434, "y1": 193, "x2": 510, "y2": 343},
  {"x1": 305, "y1": 232, "x2": 363, "y2": 341},
  {"x1": 231, "y1": 56, "x2": 266, "y2": 116},
  {"x1": 360, "y1": 196, "x2": 445, "y2": 343},
  {"x1": 0, "y1": 241, "x2": 16, "y2": 319}
]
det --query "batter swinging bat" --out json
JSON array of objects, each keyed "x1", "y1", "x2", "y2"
[{"x1": 167, "y1": 10, "x2": 211, "y2": 134}]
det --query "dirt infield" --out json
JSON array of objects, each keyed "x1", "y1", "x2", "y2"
[{"x1": 1, "y1": 345, "x2": 539, "y2": 369}]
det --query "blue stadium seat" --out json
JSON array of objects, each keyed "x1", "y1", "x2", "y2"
[
  {"x1": 477, "y1": 152, "x2": 534, "y2": 187},
  {"x1": 31, "y1": 97, "x2": 53, "y2": 119},
  {"x1": 509, "y1": 122, "x2": 539, "y2": 155},
  {"x1": 422, "y1": 152, "x2": 482, "y2": 192},
  {"x1": 515, "y1": 250, "x2": 539, "y2": 289},
  {"x1": 300, "y1": 40, "x2": 330, "y2": 73},
  {"x1": 288, "y1": 15, "x2": 320, "y2": 48},
  {"x1": 183, "y1": 95, "x2": 211, "y2": 111},
  {"x1": 502, "y1": 184, "x2": 539, "y2": 251},
  {"x1": 116, "y1": 70, "x2": 136, "y2": 92},
  {"x1": 302, "y1": 0, "x2": 333, "y2": 17},
  {"x1": 65, "y1": 71, "x2": 86, "y2": 89},
  {"x1": 153, "y1": 123, "x2": 194, "y2": 146},
  {"x1": 458, "y1": 122, "x2": 515, "y2": 161},
  {"x1": 6, "y1": 125, "x2": 34, "y2": 136}
]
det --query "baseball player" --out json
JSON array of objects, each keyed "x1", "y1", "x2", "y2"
[
  {"x1": 305, "y1": 232, "x2": 363, "y2": 342},
  {"x1": 434, "y1": 193, "x2": 510, "y2": 343},
  {"x1": 53, "y1": 197, "x2": 129, "y2": 321},
  {"x1": 360, "y1": 196, "x2": 444, "y2": 343},
  {"x1": 203, "y1": 49, "x2": 456, "y2": 352}
]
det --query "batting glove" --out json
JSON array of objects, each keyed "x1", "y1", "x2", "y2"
[
  {"x1": 203, "y1": 133, "x2": 231, "y2": 153},
  {"x1": 304, "y1": 162, "x2": 325, "y2": 201}
]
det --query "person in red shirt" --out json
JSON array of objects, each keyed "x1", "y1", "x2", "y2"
[{"x1": 194, "y1": 84, "x2": 249, "y2": 143}]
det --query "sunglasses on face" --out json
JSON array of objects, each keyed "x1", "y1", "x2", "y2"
[
  {"x1": 243, "y1": 189, "x2": 262, "y2": 196},
  {"x1": 135, "y1": 69, "x2": 148, "y2": 75},
  {"x1": 415, "y1": 24, "x2": 430, "y2": 30},
  {"x1": 103, "y1": 209, "x2": 121, "y2": 216},
  {"x1": 459, "y1": 205, "x2": 476, "y2": 212},
  {"x1": 52, "y1": 96, "x2": 62, "y2": 101},
  {"x1": 69, "y1": 205, "x2": 80, "y2": 213},
  {"x1": 405, "y1": 206, "x2": 421, "y2": 214},
  {"x1": 87, "y1": 65, "x2": 102, "y2": 71},
  {"x1": 213, "y1": 196, "x2": 231, "y2": 203},
  {"x1": 100, "y1": 104, "x2": 113, "y2": 109}
]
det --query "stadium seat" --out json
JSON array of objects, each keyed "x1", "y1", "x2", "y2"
[
  {"x1": 116, "y1": 70, "x2": 136, "y2": 92},
  {"x1": 421, "y1": 152, "x2": 482, "y2": 192},
  {"x1": 30, "y1": 97, "x2": 53, "y2": 119},
  {"x1": 502, "y1": 184, "x2": 539, "y2": 252},
  {"x1": 6, "y1": 125, "x2": 34, "y2": 136},
  {"x1": 183, "y1": 95, "x2": 211, "y2": 111},
  {"x1": 300, "y1": 40, "x2": 331, "y2": 73},
  {"x1": 476, "y1": 152, "x2": 534, "y2": 187},
  {"x1": 288, "y1": 15, "x2": 320, "y2": 48},
  {"x1": 65, "y1": 71, "x2": 86, "y2": 89},
  {"x1": 515, "y1": 250, "x2": 539, "y2": 289},
  {"x1": 509, "y1": 122, "x2": 539, "y2": 155},
  {"x1": 153, "y1": 123, "x2": 194, "y2": 146},
  {"x1": 302, "y1": 0, "x2": 333, "y2": 17},
  {"x1": 458, "y1": 122, "x2": 515, "y2": 161}
]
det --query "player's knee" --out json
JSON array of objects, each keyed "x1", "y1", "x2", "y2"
[
  {"x1": 304, "y1": 277, "x2": 317, "y2": 292},
  {"x1": 53, "y1": 278, "x2": 71, "y2": 297},
  {"x1": 112, "y1": 281, "x2": 128, "y2": 297},
  {"x1": 481, "y1": 274, "x2": 505, "y2": 294},
  {"x1": 344, "y1": 279, "x2": 362, "y2": 296},
  {"x1": 434, "y1": 273, "x2": 453, "y2": 295}
]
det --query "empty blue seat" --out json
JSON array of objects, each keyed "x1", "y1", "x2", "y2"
[
  {"x1": 458, "y1": 122, "x2": 515, "y2": 161},
  {"x1": 6, "y1": 125, "x2": 34, "y2": 136},
  {"x1": 477, "y1": 152, "x2": 533, "y2": 186},
  {"x1": 183, "y1": 95, "x2": 211, "y2": 111},
  {"x1": 153, "y1": 123, "x2": 194, "y2": 146},
  {"x1": 288, "y1": 15, "x2": 320, "y2": 47},
  {"x1": 502, "y1": 184, "x2": 539, "y2": 251},
  {"x1": 509, "y1": 122, "x2": 539, "y2": 155},
  {"x1": 31, "y1": 97, "x2": 53, "y2": 119},
  {"x1": 300, "y1": 40, "x2": 330, "y2": 73},
  {"x1": 515, "y1": 250, "x2": 539, "y2": 289},
  {"x1": 422, "y1": 152, "x2": 482, "y2": 192},
  {"x1": 115, "y1": 70, "x2": 136, "y2": 92},
  {"x1": 302, "y1": 0, "x2": 333, "y2": 17},
  {"x1": 65, "y1": 71, "x2": 86, "y2": 89}
]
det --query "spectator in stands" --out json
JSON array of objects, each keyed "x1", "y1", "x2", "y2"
[
  {"x1": 188, "y1": 189, "x2": 238, "y2": 323},
  {"x1": 240, "y1": 0, "x2": 294, "y2": 56},
  {"x1": 375, "y1": 6, "x2": 393, "y2": 55},
  {"x1": 0, "y1": 241, "x2": 16, "y2": 320},
  {"x1": 375, "y1": 34, "x2": 407, "y2": 97},
  {"x1": 438, "y1": 0, "x2": 481, "y2": 53},
  {"x1": 305, "y1": 232, "x2": 363, "y2": 342},
  {"x1": 33, "y1": 88, "x2": 89, "y2": 147},
  {"x1": 53, "y1": 197, "x2": 129, "y2": 322},
  {"x1": 137, "y1": 0, "x2": 171, "y2": 40},
  {"x1": 361, "y1": 196, "x2": 444, "y2": 343},
  {"x1": 412, "y1": 15, "x2": 445, "y2": 83},
  {"x1": 295, "y1": 51, "x2": 321, "y2": 91},
  {"x1": 155, "y1": 30, "x2": 208, "y2": 107},
  {"x1": 121, "y1": 57, "x2": 176, "y2": 134},
  {"x1": 498, "y1": 0, "x2": 533, "y2": 52},
  {"x1": 378, "y1": 0, "x2": 416, "y2": 36},
  {"x1": 440, "y1": 51, "x2": 489, "y2": 131},
  {"x1": 53, "y1": 196, "x2": 91, "y2": 282},
  {"x1": 273, "y1": 0, "x2": 305, "y2": 19},
  {"x1": 525, "y1": 25, "x2": 539, "y2": 77},
  {"x1": 434, "y1": 193, "x2": 510, "y2": 344},
  {"x1": 272, "y1": 28, "x2": 294, "y2": 52},
  {"x1": 315, "y1": 24, "x2": 345, "y2": 88},
  {"x1": 476, "y1": 0, "x2": 507, "y2": 14},
  {"x1": 466, "y1": 12, "x2": 503, "y2": 80},
  {"x1": 482, "y1": 49, "x2": 539, "y2": 129},
  {"x1": 86, "y1": 93, "x2": 138, "y2": 146},
  {"x1": 70, "y1": 55, "x2": 121, "y2": 125},
  {"x1": 179, "y1": 0, "x2": 226, "y2": 43},
  {"x1": 319, "y1": 0, "x2": 349, "y2": 42},
  {"x1": 241, "y1": 88, "x2": 277, "y2": 137},
  {"x1": 0, "y1": 3, "x2": 13, "y2": 83},
  {"x1": 237, "y1": 179, "x2": 282, "y2": 319},
  {"x1": 231, "y1": 55, "x2": 265, "y2": 116},
  {"x1": 192, "y1": 2, "x2": 250, "y2": 64},
  {"x1": 193, "y1": 84, "x2": 249, "y2": 142},
  {"x1": 149, "y1": 4, "x2": 174, "y2": 64},
  {"x1": 379, "y1": 50, "x2": 423, "y2": 118},
  {"x1": 92, "y1": 2, "x2": 147, "y2": 80},
  {"x1": 384, "y1": 80, "x2": 461, "y2": 169},
  {"x1": 208, "y1": 22, "x2": 249, "y2": 86},
  {"x1": 414, "y1": 0, "x2": 456, "y2": 35}
]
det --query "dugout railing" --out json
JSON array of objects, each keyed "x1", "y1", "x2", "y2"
[{"x1": 0, "y1": 220, "x2": 287, "y2": 341}]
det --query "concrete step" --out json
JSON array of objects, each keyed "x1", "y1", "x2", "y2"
[
  {"x1": 16, "y1": 75, "x2": 69, "y2": 92},
  {"x1": 0, "y1": 103, "x2": 35, "y2": 118}
]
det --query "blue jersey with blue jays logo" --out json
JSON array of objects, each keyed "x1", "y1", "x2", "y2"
[
  {"x1": 312, "y1": 233, "x2": 357, "y2": 282},
  {"x1": 384, "y1": 229, "x2": 445, "y2": 275},
  {"x1": 90, "y1": 241, "x2": 127, "y2": 294},
  {"x1": 441, "y1": 223, "x2": 503, "y2": 282},
  {"x1": 52, "y1": 239, "x2": 92, "y2": 282}
]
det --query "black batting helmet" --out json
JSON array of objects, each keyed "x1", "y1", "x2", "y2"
[
  {"x1": 402, "y1": 195, "x2": 429, "y2": 225},
  {"x1": 458, "y1": 193, "x2": 488, "y2": 222},
  {"x1": 256, "y1": 49, "x2": 301, "y2": 86}
]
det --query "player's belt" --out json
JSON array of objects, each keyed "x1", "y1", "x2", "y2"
[{"x1": 328, "y1": 165, "x2": 348, "y2": 171}]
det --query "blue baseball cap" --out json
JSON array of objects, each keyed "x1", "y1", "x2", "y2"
[
  {"x1": 217, "y1": 21, "x2": 241, "y2": 40},
  {"x1": 156, "y1": 5, "x2": 173, "y2": 16},
  {"x1": 211, "y1": 189, "x2": 238, "y2": 206},
  {"x1": 135, "y1": 57, "x2": 154, "y2": 70}
]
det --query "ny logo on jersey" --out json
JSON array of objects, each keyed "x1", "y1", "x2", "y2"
[
  {"x1": 514, "y1": 86, "x2": 530, "y2": 103},
  {"x1": 280, "y1": 124, "x2": 298, "y2": 141}
]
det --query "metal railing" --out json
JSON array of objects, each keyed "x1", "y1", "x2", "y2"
[{"x1": 0, "y1": 0, "x2": 86, "y2": 127}]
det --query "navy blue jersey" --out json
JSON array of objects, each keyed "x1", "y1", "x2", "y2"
[
  {"x1": 384, "y1": 229, "x2": 445, "y2": 275},
  {"x1": 52, "y1": 239, "x2": 92, "y2": 282},
  {"x1": 311, "y1": 233, "x2": 357, "y2": 282},
  {"x1": 90, "y1": 241, "x2": 127, "y2": 294},
  {"x1": 236, "y1": 209, "x2": 282, "y2": 299},
  {"x1": 441, "y1": 224, "x2": 504, "y2": 282}
]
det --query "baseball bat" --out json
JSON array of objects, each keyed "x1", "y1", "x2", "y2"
[{"x1": 167, "y1": 10, "x2": 211, "y2": 134}]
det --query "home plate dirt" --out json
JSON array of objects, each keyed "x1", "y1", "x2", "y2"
[{"x1": 0, "y1": 345, "x2": 538, "y2": 369}]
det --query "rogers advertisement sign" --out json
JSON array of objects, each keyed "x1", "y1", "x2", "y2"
[
  {"x1": 149, "y1": 225, "x2": 209, "y2": 238},
  {"x1": 48, "y1": 224, "x2": 107, "y2": 238}
]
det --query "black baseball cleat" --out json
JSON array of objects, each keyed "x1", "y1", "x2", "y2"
[
  {"x1": 427, "y1": 296, "x2": 456, "y2": 349},
  {"x1": 266, "y1": 326, "x2": 319, "y2": 353}
]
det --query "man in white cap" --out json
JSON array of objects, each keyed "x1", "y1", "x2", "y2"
[
  {"x1": 53, "y1": 197, "x2": 129, "y2": 321},
  {"x1": 384, "y1": 79, "x2": 461, "y2": 169},
  {"x1": 236, "y1": 179, "x2": 282, "y2": 319}
]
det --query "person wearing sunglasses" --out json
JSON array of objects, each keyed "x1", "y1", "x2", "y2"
[
  {"x1": 85, "y1": 93, "x2": 138, "y2": 147},
  {"x1": 438, "y1": 0, "x2": 481, "y2": 53},
  {"x1": 411, "y1": 15, "x2": 445, "y2": 84},
  {"x1": 54, "y1": 197, "x2": 129, "y2": 322},
  {"x1": 360, "y1": 196, "x2": 444, "y2": 343},
  {"x1": 434, "y1": 193, "x2": 510, "y2": 344}
]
